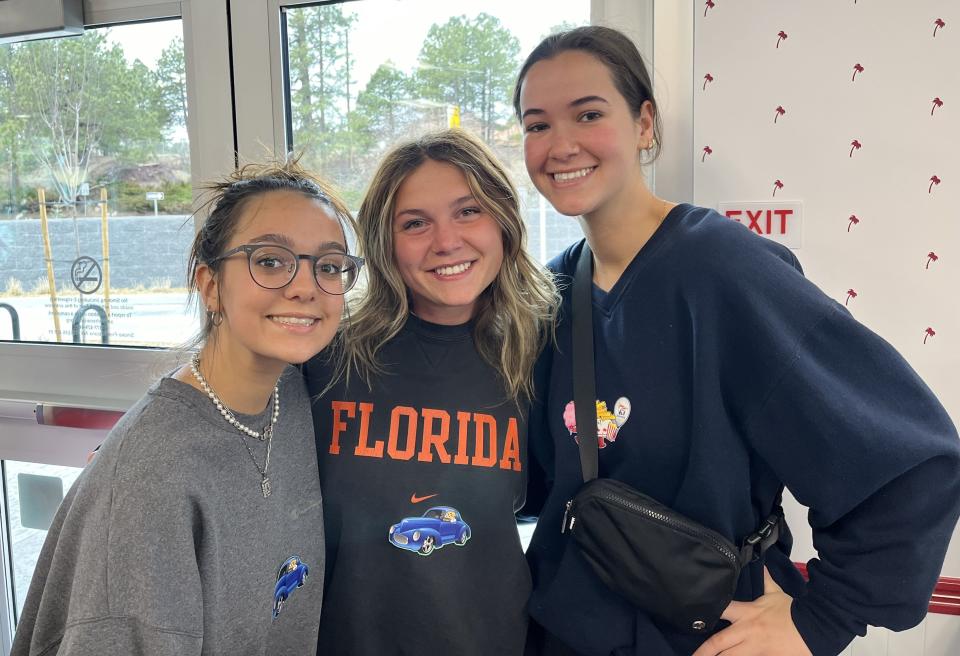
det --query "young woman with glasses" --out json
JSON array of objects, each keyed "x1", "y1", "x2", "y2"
[
  {"x1": 302, "y1": 129, "x2": 559, "y2": 655},
  {"x1": 513, "y1": 26, "x2": 960, "y2": 656},
  {"x1": 12, "y1": 159, "x2": 362, "y2": 656}
]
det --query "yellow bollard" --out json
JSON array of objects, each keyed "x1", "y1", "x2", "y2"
[
  {"x1": 38, "y1": 188, "x2": 62, "y2": 342},
  {"x1": 100, "y1": 187, "x2": 111, "y2": 322}
]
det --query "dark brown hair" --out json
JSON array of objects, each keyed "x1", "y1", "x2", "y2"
[
  {"x1": 186, "y1": 156, "x2": 356, "y2": 344},
  {"x1": 513, "y1": 25, "x2": 662, "y2": 161}
]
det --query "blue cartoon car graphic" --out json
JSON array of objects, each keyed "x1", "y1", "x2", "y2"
[
  {"x1": 388, "y1": 506, "x2": 471, "y2": 556},
  {"x1": 273, "y1": 556, "x2": 308, "y2": 619}
]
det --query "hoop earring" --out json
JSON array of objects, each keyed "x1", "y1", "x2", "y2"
[{"x1": 207, "y1": 308, "x2": 223, "y2": 326}]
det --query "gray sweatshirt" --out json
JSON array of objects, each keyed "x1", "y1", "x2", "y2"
[{"x1": 11, "y1": 367, "x2": 324, "y2": 656}]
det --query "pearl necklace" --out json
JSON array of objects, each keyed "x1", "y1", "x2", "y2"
[
  {"x1": 190, "y1": 353, "x2": 279, "y2": 440},
  {"x1": 190, "y1": 353, "x2": 279, "y2": 498}
]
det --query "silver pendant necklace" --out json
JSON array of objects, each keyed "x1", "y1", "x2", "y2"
[{"x1": 190, "y1": 353, "x2": 278, "y2": 498}]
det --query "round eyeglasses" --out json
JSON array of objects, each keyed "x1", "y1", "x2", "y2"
[{"x1": 211, "y1": 244, "x2": 364, "y2": 295}]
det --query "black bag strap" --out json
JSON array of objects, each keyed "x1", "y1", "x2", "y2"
[
  {"x1": 572, "y1": 240, "x2": 784, "y2": 562},
  {"x1": 572, "y1": 242, "x2": 599, "y2": 483}
]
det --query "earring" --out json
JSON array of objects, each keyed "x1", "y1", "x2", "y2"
[
  {"x1": 646, "y1": 139, "x2": 657, "y2": 151},
  {"x1": 207, "y1": 308, "x2": 223, "y2": 326}
]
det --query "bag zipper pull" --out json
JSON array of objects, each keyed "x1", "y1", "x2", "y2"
[{"x1": 561, "y1": 500, "x2": 573, "y2": 533}]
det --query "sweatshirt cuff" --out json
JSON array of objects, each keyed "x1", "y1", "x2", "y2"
[{"x1": 791, "y1": 596, "x2": 861, "y2": 656}]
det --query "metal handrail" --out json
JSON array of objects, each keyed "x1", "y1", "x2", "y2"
[
  {"x1": 72, "y1": 304, "x2": 109, "y2": 345},
  {"x1": 0, "y1": 303, "x2": 20, "y2": 340}
]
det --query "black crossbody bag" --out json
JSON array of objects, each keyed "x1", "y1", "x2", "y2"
[{"x1": 562, "y1": 243, "x2": 783, "y2": 634}]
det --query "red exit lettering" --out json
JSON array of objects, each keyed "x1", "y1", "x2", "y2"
[{"x1": 725, "y1": 208, "x2": 793, "y2": 235}]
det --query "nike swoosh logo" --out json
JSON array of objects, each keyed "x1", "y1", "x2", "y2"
[{"x1": 410, "y1": 493, "x2": 438, "y2": 504}]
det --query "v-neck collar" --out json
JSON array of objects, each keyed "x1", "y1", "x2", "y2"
[{"x1": 588, "y1": 203, "x2": 689, "y2": 315}]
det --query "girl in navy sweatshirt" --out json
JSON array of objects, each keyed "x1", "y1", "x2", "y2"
[{"x1": 514, "y1": 25, "x2": 960, "y2": 656}]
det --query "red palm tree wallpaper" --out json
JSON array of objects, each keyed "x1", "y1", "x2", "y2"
[{"x1": 695, "y1": 3, "x2": 956, "y2": 366}]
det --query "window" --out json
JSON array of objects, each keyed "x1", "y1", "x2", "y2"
[
  {"x1": 0, "y1": 20, "x2": 196, "y2": 347},
  {"x1": 281, "y1": 0, "x2": 588, "y2": 264}
]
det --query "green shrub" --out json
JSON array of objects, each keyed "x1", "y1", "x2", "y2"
[{"x1": 107, "y1": 181, "x2": 192, "y2": 215}]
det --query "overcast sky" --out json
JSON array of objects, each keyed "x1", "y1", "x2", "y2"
[{"x1": 108, "y1": 0, "x2": 589, "y2": 93}]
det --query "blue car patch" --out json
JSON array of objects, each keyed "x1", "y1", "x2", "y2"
[
  {"x1": 388, "y1": 506, "x2": 471, "y2": 556},
  {"x1": 273, "y1": 556, "x2": 309, "y2": 619}
]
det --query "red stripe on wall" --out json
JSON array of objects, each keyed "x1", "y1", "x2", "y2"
[{"x1": 36, "y1": 405, "x2": 124, "y2": 430}]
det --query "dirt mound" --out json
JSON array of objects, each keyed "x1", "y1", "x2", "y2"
[{"x1": 89, "y1": 157, "x2": 190, "y2": 185}]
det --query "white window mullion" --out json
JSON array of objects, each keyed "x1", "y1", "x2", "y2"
[
  {"x1": 229, "y1": 0, "x2": 287, "y2": 160},
  {"x1": 183, "y1": 0, "x2": 238, "y2": 210}
]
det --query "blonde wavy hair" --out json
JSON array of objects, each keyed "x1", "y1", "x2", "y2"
[{"x1": 342, "y1": 129, "x2": 558, "y2": 402}]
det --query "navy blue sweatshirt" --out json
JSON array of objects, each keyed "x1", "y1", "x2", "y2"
[
  {"x1": 526, "y1": 204, "x2": 960, "y2": 656},
  {"x1": 305, "y1": 317, "x2": 531, "y2": 655}
]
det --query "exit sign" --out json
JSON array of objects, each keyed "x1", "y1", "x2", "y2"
[{"x1": 718, "y1": 201, "x2": 803, "y2": 249}]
